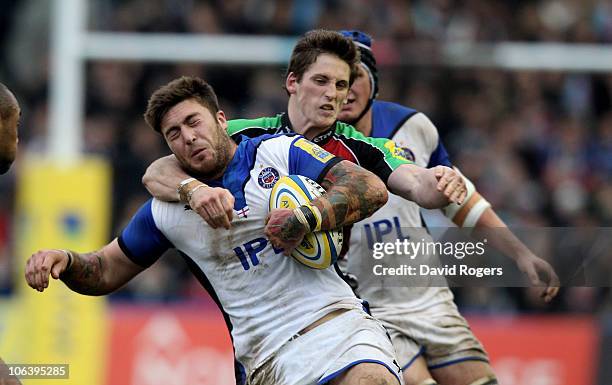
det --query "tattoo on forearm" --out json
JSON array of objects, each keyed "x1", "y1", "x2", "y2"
[
  {"x1": 279, "y1": 215, "x2": 307, "y2": 242},
  {"x1": 60, "y1": 251, "x2": 105, "y2": 295},
  {"x1": 314, "y1": 162, "x2": 386, "y2": 230}
]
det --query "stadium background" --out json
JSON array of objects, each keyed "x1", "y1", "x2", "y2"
[{"x1": 0, "y1": 0, "x2": 610, "y2": 384}]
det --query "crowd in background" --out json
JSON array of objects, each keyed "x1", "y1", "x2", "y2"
[{"x1": 0, "y1": 0, "x2": 610, "y2": 313}]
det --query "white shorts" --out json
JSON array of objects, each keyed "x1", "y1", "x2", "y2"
[
  {"x1": 372, "y1": 300, "x2": 489, "y2": 371},
  {"x1": 248, "y1": 308, "x2": 402, "y2": 385}
]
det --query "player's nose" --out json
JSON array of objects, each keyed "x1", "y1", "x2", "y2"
[
  {"x1": 183, "y1": 126, "x2": 197, "y2": 144},
  {"x1": 323, "y1": 83, "x2": 337, "y2": 100}
]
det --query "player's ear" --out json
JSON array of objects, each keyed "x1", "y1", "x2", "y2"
[
  {"x1": 216, "y1": 110, "x2": 228, "y2": 129},
  {"x1": 285, "y1": 72, "x2": 298, "y2": 94}
]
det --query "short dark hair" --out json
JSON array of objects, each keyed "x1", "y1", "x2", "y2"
[
  {"x1": 285, "y1": 29, "x2": 360, "y2": 85},
  {"x1": 144, "y1": 76, "x2": 220, "y2": 133}
]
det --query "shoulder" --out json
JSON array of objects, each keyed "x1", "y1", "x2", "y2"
[
  {"x1": 333, "y1": 121, "x2": 368, "y2": 140},
  {"x1": 373, "y1": 100, "x2": 418, "y2": 118},
  {"x1": 371, "y1": 100, "x2": 420, "y2": 139},
  {"x1": 244, "y1": 132, "x2": 299, "y2": 148},
  {"x1": 399, "y1": 112, "x2": 440, "y2": 151},
  {"x1": 398, "y1": 112, "x2": 439, "y2": 142},
  {"x1": 237, "y1": 133, "x2": 299, "y2": 160},
  {"x1": 227, "y1": 115, "x2": 282, "y2": 135}
]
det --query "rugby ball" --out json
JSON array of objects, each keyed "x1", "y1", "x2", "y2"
[{"x1": 269, "y1": 175, "x2": 343, "y2": 269}]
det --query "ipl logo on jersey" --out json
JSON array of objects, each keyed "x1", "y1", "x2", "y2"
[{"x1": 258, "y1": 167, "x2": 280, "y2": 189}]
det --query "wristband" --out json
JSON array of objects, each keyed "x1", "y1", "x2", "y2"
[
  {"x1": 294, "y1": 204, "x2": 323, "y2": 232},
  {"x1": 187, "y1": 183, "x2": 208, "y2": 204},
  {"x1": 293, "y1": 207, "x2": 310, "y2": 231},
  {"x1": 61, "y1": 249, "x2": 74, "y2": 271},
  {"x1": 177, "y1": 177, "x2": 197, "y2": 202},
  {"x1": 309, "y1": 204, "x2": 322, "y2": 231}
]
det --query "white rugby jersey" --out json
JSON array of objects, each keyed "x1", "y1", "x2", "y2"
[
  {"x1": 118, "y1": 134, "x2": 362, "y2": 379},
  {"x1": 347, "y1": 101, "x2": 455, "y2": 313}
]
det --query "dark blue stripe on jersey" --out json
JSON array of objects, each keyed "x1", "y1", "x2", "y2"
[
  {"x1": 427, "y1": 141, "x2": 452, "y2": 168},
  {"x1": 371, "y1": 100, "x2": 418, "y2": 139},
  {"x1": 222, "y1": 134, "x2": 297, "y2": 211},
  {"x1": 288, "y1": 136, "x2": 342, "y2": 183},
  {"x1": 178, "y1": 251, "x2": 246, "y2": 385},
  {"x1": 118, "y1": 199, "x2": 173, "y2": 268},
  {"x1": 218, "y1": 135, "x2": 253, "y2": 210}
]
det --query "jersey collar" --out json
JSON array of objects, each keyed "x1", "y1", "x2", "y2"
[{"x1": 279, "y1": 111, "x2": 337, "y2": 145}]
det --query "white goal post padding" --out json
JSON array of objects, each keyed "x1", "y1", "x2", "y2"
[{"x1": 49, "y1": 0, "x2": 612, "y2": 161}]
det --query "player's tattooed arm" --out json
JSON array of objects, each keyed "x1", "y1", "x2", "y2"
[
  {"x1": 315, "y1": 160, "x2": 388, "y2": 229},
  {"x1": 25, "y1": 239, "x2": 144, "y2": 296},
  {"x1": 264, "y1": 209, "x2": 308, "y2": 254},
  {"x1": 264, "y1": 161, "x2": 386, "y2": 253},
  {"x1": 59, "y1": 250, "x2": 103, "y2": 294}
]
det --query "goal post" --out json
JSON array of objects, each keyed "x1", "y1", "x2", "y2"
[{"x1": 49, "y1": 0, "x2": 612, "y2": 159}]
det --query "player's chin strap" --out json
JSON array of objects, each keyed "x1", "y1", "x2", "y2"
[
  {"x1": 443, "y1": 167, "x2": 491, "y2": 229},
  {"x1": 467, "y1": 375, "x2": 499, "y2": 385}
]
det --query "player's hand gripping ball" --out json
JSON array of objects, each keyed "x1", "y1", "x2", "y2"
[{"x1": 269, "y1": 175, "x2": 343, "y2": 269}]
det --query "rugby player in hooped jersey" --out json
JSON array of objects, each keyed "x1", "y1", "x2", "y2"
[
  {"x1": 337, "y1": 30, "x2": 560, "y2": 385},
  {"x1": 25, "y1": 77, "x2": 405, "y2": 385},
  {"x1": 142, "y1": 30, "x2": 468, "y2": 231}
]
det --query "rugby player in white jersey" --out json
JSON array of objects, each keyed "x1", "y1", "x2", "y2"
[
  {"x1": 25, "y1": 76, "x2": 406, "y2": 385},
  {"x1": 0, "y1": 83, "x2": 19, "y2": 174},
  {"x1": 336, "y1": 30, "x2": 560, "y2": 385}
]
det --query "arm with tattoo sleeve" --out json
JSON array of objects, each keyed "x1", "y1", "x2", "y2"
[
  {"x1": 25, "y1": 239, "x2": 145, "y2": 295},
  {"x1": 265, "y1": 160, "x2": 387, "y2": 252},
  {"x1": 315, "y1": 160, "x2": 388, "y2": 228}
]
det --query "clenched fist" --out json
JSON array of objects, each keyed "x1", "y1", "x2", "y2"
[
  {"x1": 189, "y1": 185, "x2": 235, "y2": 229},
  {"x1": 25, "y1": 249, "x2": 71, "y2": 292},
  {"x1": 264, "y1": 209, "x2": 308, "y2": 255},
  {"x1": 431, "y1": 166, "x2": 467, "y2": 205}
]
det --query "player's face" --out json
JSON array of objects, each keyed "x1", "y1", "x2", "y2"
[
  {"x1": 286, "y1": 53, "x2": 350, "y2": 130},
  {"x1": 160, "y1": 99, "x2": 231, "y2": 177},
  {"x1": 339, "y1": 65, "x2": 371, "y2": 123}
]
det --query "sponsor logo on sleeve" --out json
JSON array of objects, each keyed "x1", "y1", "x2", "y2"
[
  {"x1": 384, "y1": 141, "x2": 414, "y2": 162},
  {"x1": 294, "y1": 138, "x2": 335, "y2": 163}
]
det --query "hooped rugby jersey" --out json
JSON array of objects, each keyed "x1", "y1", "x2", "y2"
[
  {"x1": 118, "y1": 134, "x2": 362, "y2": 377},
  {"x1": 348, "y1": 100, "x2": 457, "y2": 313},
  {"x1": 226, "y1": 112, "x2": 414, "y2": 184}
]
